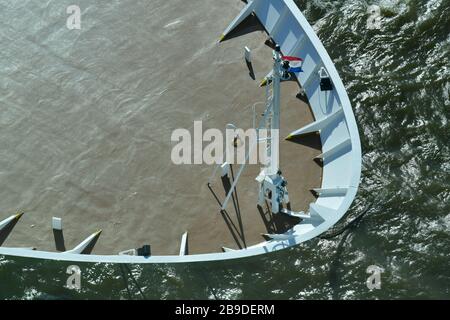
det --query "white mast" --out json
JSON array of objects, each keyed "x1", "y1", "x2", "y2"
[
  {"x1": 264, "y1": 45, "x2": 283, "y2": 176},
  {"x1": 256, "y1": 45, "x2": 291, "y2": 214}
]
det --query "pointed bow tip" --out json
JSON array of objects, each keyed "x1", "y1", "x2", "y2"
[
  {"x1": 14, "y1": 212, "x2": 25, "y2": 219},
  {"x1": 218, "y1": 34, "x2": 225, "y2": 43},
  {"x1": 285, "y1": 134, "x2": 294, "y2": 140}
]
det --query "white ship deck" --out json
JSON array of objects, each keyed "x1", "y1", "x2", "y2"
[{"x1": 0, "y1": 0, "x2": 360, "y2": 263}]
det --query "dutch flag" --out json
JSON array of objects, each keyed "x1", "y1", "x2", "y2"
[{"x1": 282, "y1": 55, "x2": 304, "y2": 73}]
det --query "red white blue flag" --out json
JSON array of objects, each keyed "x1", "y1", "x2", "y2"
[{"x1": 282, "y1": 55, "x2": 303, "y2": 73}]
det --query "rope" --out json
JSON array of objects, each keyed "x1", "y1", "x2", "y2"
[
  {"x1": 118, "y1": 263, "x2": 146, "y2": 300},
  {"x1": 118, "y1": 264, "x2": 133, "y2": 299},
  {"x1": 319, "y1": 205, "x2": 372, "y2": 240}
]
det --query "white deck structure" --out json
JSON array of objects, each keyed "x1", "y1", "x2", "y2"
[{"x1": 0, "y1": 0, "x2": 361, "y2": 263}]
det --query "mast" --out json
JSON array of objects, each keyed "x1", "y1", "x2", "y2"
[
  {"x1": 256, "y1": 45, "x2": 291, "y2": 214},
  {"x1": 265, "y1": 45, "x2": 282, "y2": 176}
]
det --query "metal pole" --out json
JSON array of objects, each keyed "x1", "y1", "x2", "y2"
[{"x1": 268, "y1": 46, "x2": 282, "y2": 176}]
